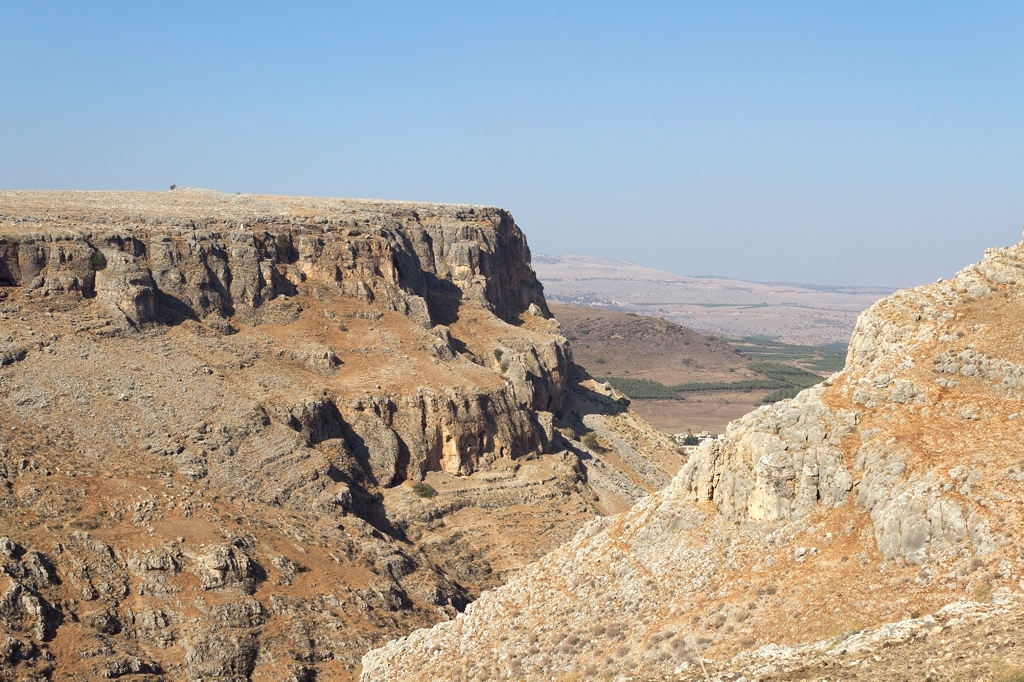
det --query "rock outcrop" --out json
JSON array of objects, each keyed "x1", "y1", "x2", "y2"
[
  {"x1": 362, "y1": 232, "x2": 1024, "y2": 681},
  {"x1": 0, "y1": 190, "x2": 679, "y2": 680},
  {"x1": 0, "y1": 190, "x2": 566, "y2": 484}
]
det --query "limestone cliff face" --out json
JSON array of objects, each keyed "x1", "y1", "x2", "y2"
[
  {"x1": 682, "y1": 236, "x2": 1024, "y2": 566},
  {"x1": 362, "y1": 232, "x2": 1024, "y2": 682},
  {"x1": 0, "y1": 194, "x2": 548, "y2": 329},
  {"x1": 0, "y1": 191, "x2": 565, "y2": 484},
  {"x1": 0, "y1": 190, "x2": 677, "y2": 680}
]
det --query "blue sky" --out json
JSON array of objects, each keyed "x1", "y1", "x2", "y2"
[{"x1": 2, "y1": 2, "x2": 1022, "y2": 287}]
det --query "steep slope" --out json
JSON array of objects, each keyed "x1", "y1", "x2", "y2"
[
  {"x1": 0, "y1": 190, "x2": 678, "y2": 680},
  {"x1": 361, "y1": 233, "x2": 1024, "y2": 681}
]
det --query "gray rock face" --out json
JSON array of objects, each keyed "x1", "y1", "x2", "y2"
[
  {"x1": 0, "y1": 543, "x2": 60, "y2": 642},
  {"x1": 0, "y1": 195, "x2": 548, "y2": 329},
  {"x1": 190, "y1": 545, "x2": 260, "y2": 593},
  {"x1": 681, "y1": 386, "x2": 858, "y2": 522}
]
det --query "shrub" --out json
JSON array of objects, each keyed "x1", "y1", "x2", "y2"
[
  {"x1": 493, "y1": 348, "x2": 504, "y2": 362},
  {"x1": 974, "y1": 582, "x2": 993, "y2": 603},
  {"x1": 594, "y1": 357, "x2": 606, "y2": 364},
  {"x1": 275, "y1": 233, "x2": 298, "y2": 262},
  {"x1": 581, "y1": 432, "x2": 601, "y2": 450},
  {"x1": 411, "y1": 481, "x2": 437, "y2": 498},
  {"x1": 682, "y1": 435, "x2": 699, "y2": 446},
  {"x1": 90, "y1": 250, "x2": 107, "y2": 271}
]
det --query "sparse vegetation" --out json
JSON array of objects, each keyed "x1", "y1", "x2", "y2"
[
  {"x1": 594, "y1": 356, "x2": 606, "y2": 364},
  {"x1": 90, "y1": 250, "x2": 107, "y2": 271},
  {"x1": 750, "y1": 362, "x2": 823, "y2": 403},
  {"x1": 494, "y1": 348, "x2": 504, "y2": 362},
  {"x1": 411, "y1": 481, "x2": 437, "y2": 498},
  {"x1": 731, "y1": 336, "x2": 848, "y2": 373},
  {"x1": 831, "y1": 621, "x2": 865, "y2": 643},
  {"x1": 672, "y1": 379, "x2": 788, "y2": 392},
  {"x1": 992, "y1": 661, "x2": 1024, "y2": 682},
  {"x1": 275, "y1": 232, "x2": 298, "y2": 262},
  {"x1": 973, "y1": 581, "x2": 993, "y2": 603},
  {"x1": 581, "y1": 432, "x2": 602, "y2": 450}
]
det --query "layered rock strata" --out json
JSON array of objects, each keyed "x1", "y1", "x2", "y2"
[
  {"x1": 0, "y1": 190, "x2": 678, "y2": 680},
  {"x1": 362, "y1": 233, "x2": 1024, "y2": 681}
]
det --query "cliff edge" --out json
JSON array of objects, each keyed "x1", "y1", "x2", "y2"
[
  {"x1": 0, "y1": 190, "x2": 678, "y2": 680},
  {"x1": 362, "y1": 232, "x2": 1024, "y2": 681}
]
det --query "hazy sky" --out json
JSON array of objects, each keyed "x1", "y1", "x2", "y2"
[{"x1": 2, "y1": 2, "x2": 1022, "y2": 287}]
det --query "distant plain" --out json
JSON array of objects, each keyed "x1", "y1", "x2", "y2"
[
  {"x1": 535, "y1": 254, "x2": 892, "y2": 345},
  {"x1": 542, "y1": 253, "x2": 874, "y2": 436}
]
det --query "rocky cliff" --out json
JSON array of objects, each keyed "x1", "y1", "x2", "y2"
[
  {"x1": 0, "y1": 190, "x2": 679, "y2": 680},
  {"x1": 362, "y1": 233, "x2": 1024, "y2": 681}
]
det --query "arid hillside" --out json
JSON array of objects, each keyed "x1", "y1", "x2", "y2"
[
  {"x1": 362, "y1": 234, "x2": 1024, "y2": 681},
  {"x1": 0, "y1": 189, "x2": 681, "y2": 680},
  {"x1": 549, "y1": 304, "x2": 835, "y2": 436},
  {"x1": 550, "y1": 303, "x2": 762, "y2": 435},
  {"x1": 549, "y1": 303, "x2": 747, "y2": 384}
]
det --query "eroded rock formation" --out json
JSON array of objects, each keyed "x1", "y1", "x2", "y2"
[
  {"x1": 0, "y1": 189, "x2": 678, "y2": 680},
  {"x1": 362, "y1": 232, "x2": 1024, "y2": 681}
]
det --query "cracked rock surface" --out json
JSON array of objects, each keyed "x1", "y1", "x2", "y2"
[
  {"x1": 0, "y1": 190, "x2": 680, "y2": 680},
  {"x1": 362, "y1": 233, "x2": 1024, "y2": 681}
]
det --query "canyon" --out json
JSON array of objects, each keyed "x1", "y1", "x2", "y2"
[
  {"x1": 0, "y1": 189, "x2": 677, "y2": 680},
  {"x1": 3, "y1": 188, "x2": 1023, "y2": 682},
  {"x1": 363, "y1": 232, "x2": 1024, "y2": 680}
]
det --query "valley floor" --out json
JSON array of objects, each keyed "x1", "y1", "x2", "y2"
[{"x1": 630, "y1": 394, "x2": 763, "y2": 437}]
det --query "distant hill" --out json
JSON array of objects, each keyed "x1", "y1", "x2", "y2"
[
  {"x1": 535, "y1": 254, "x2": 893, "y2": 345},
  {"x1": 551, "y1": 304, "x2": 810, "y2": 436},
  {"x1": 550, "y1": 303, "x2": 747, "y2": 386}
]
